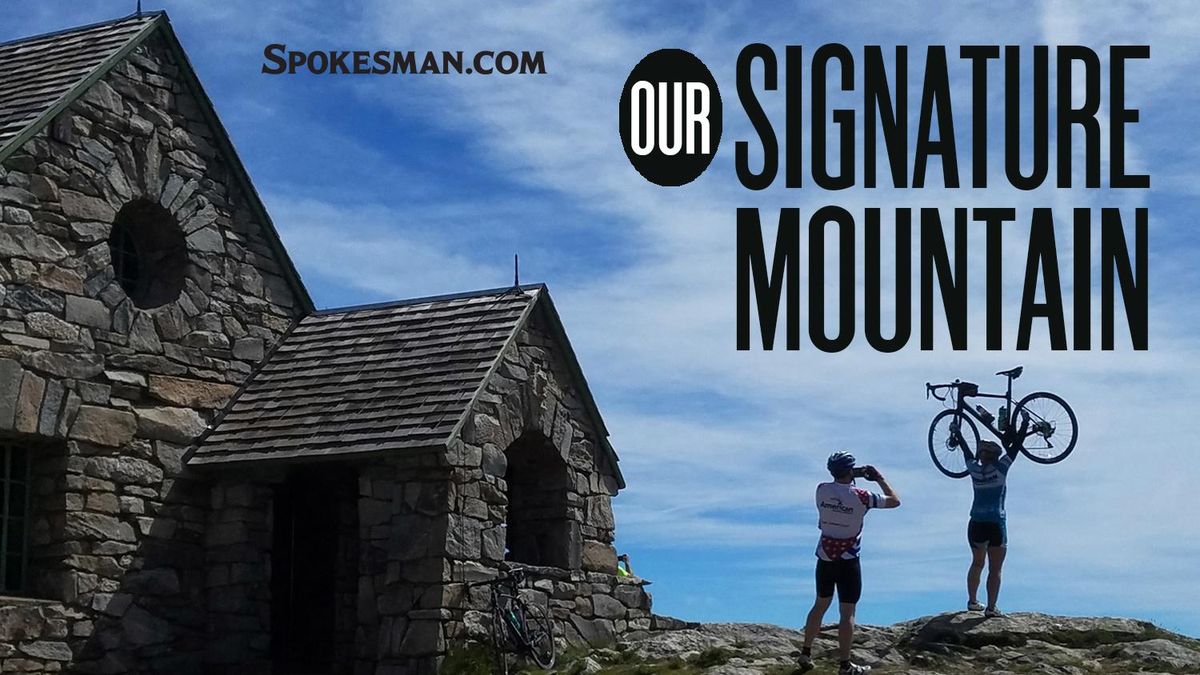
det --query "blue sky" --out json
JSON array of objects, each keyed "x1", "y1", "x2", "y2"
[{"x1": 5, "y1": 0, "x2": 1199, "y2": 636}]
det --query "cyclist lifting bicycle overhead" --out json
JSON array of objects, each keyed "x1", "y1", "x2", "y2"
[
  {"x1": 924, "y1": 365, "x2": 1078, "y2": 618},
  {"x1": 796, "y1": 451, "x2": 900, "y2": 675},
  {"x1": 962, "y1": 415, "x2": 1030, "y2": 617}
]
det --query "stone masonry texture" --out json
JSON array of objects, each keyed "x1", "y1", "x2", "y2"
[
  {"x1": 1, "y1": 26, "x2": 301, "y2": 675},
  {"x1": 1, "y1": 15, "x2": 640, "y2": 675}
]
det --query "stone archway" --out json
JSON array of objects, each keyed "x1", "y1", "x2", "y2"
[{"x1": 502, "y1": 431, "x2": 577, "y2": 569}]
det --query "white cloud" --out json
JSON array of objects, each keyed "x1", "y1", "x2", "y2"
[
  {"x1": 11, "y1": 0, "x2": 1195, "y2": 632},
  {"x1": 266, "y1": 197, "x2": 509, "y2": 301},
  {"x1": 255, "y1": 0, "x2": 1200, "y2": 629}
]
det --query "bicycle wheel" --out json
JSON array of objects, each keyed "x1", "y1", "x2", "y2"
[
  {"x1": 928, "y1": 410, "x2": 979, "y2": 478},
  {"x1": 490, "y1": 596, "x2": 518, "y2": 675},
  {"x1": 1012, "y1": 391, "x2": 1078, "y2": 464},
  {"x1": 517, "y1": 598, "x2": 556, "y2": 670}
]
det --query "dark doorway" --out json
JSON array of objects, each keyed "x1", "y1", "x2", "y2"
[{"x1": 271, "y1": 466, "x2": 350, "y2": 674}]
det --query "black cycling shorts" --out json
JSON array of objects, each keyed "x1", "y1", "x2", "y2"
[
  {"x1": 815, "y1": 558, "x2": 862, "y2": 604},
  {"x1": 967, "y1": 519, "x2": 1007, "y2": 548}
]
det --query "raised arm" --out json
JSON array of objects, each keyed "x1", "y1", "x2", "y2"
[
  {"x1": 1003, "y1": 412, "x2": 1032, "y2": 460},
  {"x1": 959, "y1": 433, "x2": 976, "y2": 463},
  {"x1": 865, "y1": 466, "x2": 901, "y2": 508}
]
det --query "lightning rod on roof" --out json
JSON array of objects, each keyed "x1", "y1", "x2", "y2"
[{"x1": 513, "y1": 254, "x2": 520, "y2": 289}]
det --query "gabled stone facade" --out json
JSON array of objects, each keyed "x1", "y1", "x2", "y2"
[
  {"x1": 1, "y1": 14, "x2": 643, "y2": 675},
  {"x1": 191, "y1": 297, "x2": 647, "y2": 675},
  {"x1": 448, "y1": 309, "x2": 650, "y2": 647},
  {"x1": 1, "y1": 19, "x2": 305, "y2": 675}
]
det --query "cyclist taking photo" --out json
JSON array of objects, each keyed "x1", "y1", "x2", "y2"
[{"x1": 797, "y1": 452, "x2": 901, "y2": 675}]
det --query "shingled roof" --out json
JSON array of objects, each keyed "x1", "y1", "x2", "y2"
[
  {"x1": 0, "y1": 13, "x2": 159, "y2": 153},
  {"x1": 0, "y1": 11, "x2": 312, "y2": 310},
  {"x1": 188, "y1": 285, "x2": 619, "y2": 483}
]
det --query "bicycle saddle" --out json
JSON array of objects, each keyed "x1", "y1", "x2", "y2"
[{"x1": 996, "y1": 366, "x2": 1023, "y2": 379}]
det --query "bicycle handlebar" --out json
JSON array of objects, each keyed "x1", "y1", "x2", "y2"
[
  {"x1": 465, "y1": 567, "x2": 527, "y2": 588},
  {"x1": 925, "y1": 380, "x2": 961, "y2": 401}
]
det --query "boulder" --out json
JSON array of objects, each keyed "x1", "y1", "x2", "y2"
[
  {"x1": 592, "y1": 594, "x2": 627, "y2": 620},
  {"x1": 905, "y1": 611, "x2": 1154, "y2": 650},
  {"x1": 25, "y1": 312, "x2": 79, "y2": 341},
  {"x1": 1118, "y1": 637, "x2": 1200, "y2": 670},
  {"x1": 4, "y1": 285, "x2": 64, "y2": 314},
  {"x1": 14, "y1": 372, "x2": 45, "y2": 434},
  {"x1": 65, "y1": 512, "x2": 136, "y2": 542},
  {"x1": 135, "y1": 406, "x2": 207, "y2": 443},
  {"x1": 0, "y1": 224, "x2": 68, "y2": 262},
  {"x1": 0, "y1": 358, "x2": 23, "y2": 428},
  {"x1": 18, "y1": 641, "x2": 72, "y2": 661},
  {"x1": 582, "y1": 540, "x2": 618, "y2": 573},
  {"x1": 614, "y1": 583, "x2": 648, "y2": 609},
  {"x1": 568, "y1": 614, "x2": 616, "y2": 648},
  {"x1": 26, "y1": 352, "x2": 104, "y2": 379},
  {"x1": 84, "y1": 456, "x2": 163, "y2": 486},
  {"x1": 231, "y1": 337, "x2": 264, "y2": 361},
  {"x1": 0, "y1": 605, "x2": 46, "y2": 641},
  {"x1": 69, "y1": 405, "x2": 137, "y2": 447},
  {"x1": 61, "y1": 190, "x2": 116, "y2": 221},
  {"x1": 186, "y1": 227, "x2": 223, "y2": 253},
  {"x1": 65, "y1": 295, "x2": 111, "y2": 329},
  {"x1": 147, "y1": 374, "x2": 235, "y2": 408}
]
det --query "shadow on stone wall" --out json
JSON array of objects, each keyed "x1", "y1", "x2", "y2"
[{"x1": 71, "y1": 468, "x2": 209, "y2": 674}]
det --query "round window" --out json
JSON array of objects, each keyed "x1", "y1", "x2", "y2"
[{"x1": 108, "y1": 200, "x2": 188, "y2": 309}]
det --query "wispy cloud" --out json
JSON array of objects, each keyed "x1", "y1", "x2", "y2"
[
  {"x1": 276, "y1": 0, "x2": 1200, "y2": 632},
  {"x1": 5, "y1": 0, "x2": 1197, "y2": 635}
]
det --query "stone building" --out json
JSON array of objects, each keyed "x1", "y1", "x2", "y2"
[{"x1": 0, "y1": 12, "x2": 650, "y2": 674}]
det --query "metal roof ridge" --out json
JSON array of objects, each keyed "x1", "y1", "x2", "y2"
[
  {"x1": 311, "y1": 283, "x2": 545, "y2": 316},
  {"x1": 0, "y1": 13, "x2": 163, "y2": 161},
  {"x1": 0, "y1": 11, "x2": 163, "y2": 50}
]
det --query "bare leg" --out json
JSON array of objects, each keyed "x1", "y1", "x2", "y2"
[
  {"x1": 986, "y1": 546, "x2": 1007, "y2": 609},
  {"x1": 967, "y1": 545, "x2": 986, "y2": 604},
  {"x1": 803, "y1": 595, "x2": 833, "y2": 649},
  {"x1": 837, "y1": 602, "x2": 857, "y2": 661}
]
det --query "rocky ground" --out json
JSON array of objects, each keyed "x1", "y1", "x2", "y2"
[{"x1": 463, "y1": 612, "x2": 1200, "y2": 675}]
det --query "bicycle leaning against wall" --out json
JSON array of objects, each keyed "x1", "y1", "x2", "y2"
[
  {"x1": 925, "y1": 366, "x2": 1079, "y2": 478},
  {"x1": 467, "y1": 565, "x2": 556, "y2": 673}
]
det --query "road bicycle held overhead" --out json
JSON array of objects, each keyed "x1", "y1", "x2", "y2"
[
  {"x1": 468, "y1": 565, "x2": 556, "y2": 673},
  {"x1": 925, "y1": 366, "x2": 1078, "y2": 478}
]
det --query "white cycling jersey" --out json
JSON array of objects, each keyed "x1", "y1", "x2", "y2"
[{"x1": 814, "y1": 481, "x2": 885, "y2": 561}]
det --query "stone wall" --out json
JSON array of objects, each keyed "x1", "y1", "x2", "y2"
[
  {"x1": 2, "y1": 20, "x2": 636, "y2": 675},
  {"x1": 452, "y1": 562, "x2": 653, "y2": 650},
  {"x1": 0, "y1": 27, "x2": 302, "y2": 674},
  {"x1": 203, "y1": 479, "x2": 273, "y2": 674},
  {"x1": 188, "y1": 452, "x2": 460, "y2": 675},
  {"x1": 442, "y1": 303, "x2": 638, "y2": 657},
  {"x1": 353, "y1": 453, "x2": 455, "y2": 675}
]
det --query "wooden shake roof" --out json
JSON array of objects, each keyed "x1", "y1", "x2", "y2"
[
  {"x1": 190, "y1": 285, "x2": 621, "y2": 488},
  {"x1": 192, "y1": 286, "x2": 537, "y2": 463},
  {"x1": 0, "y1": 13, "x2": 159, "y2": 149}
]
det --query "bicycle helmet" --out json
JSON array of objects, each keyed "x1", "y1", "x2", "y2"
[
  {"x1": 827, "y1": 451, "x2": 856, "y2": 477},
  {"x1": 978, "y1": 440, "x2": 1001, "y2": 456}
]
